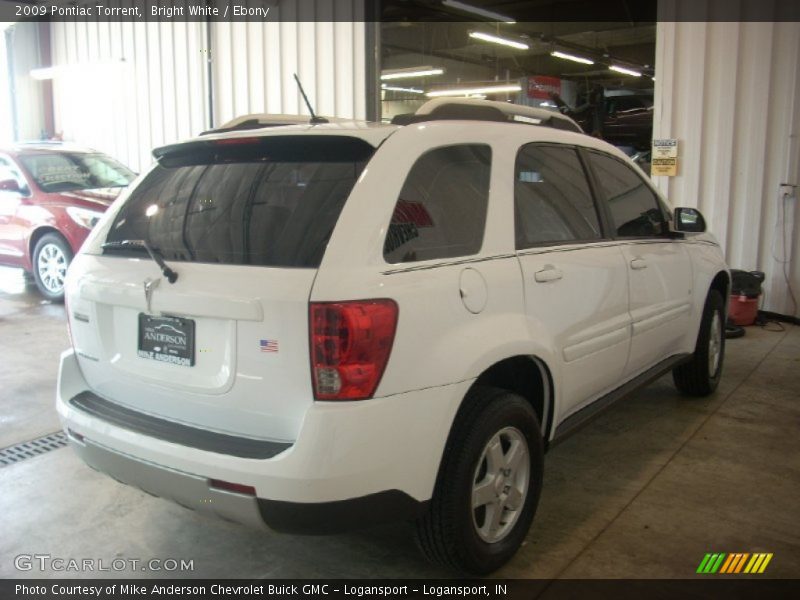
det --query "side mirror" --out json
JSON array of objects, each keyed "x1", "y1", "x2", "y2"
[
  {"x1": 0, "y1": 178, "x2": 21, "y2": 194},
  {"x1": 674, "y1": 207, "x2": 706, "y2": 233}
]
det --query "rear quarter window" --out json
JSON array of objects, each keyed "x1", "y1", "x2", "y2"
[{"x1": 383, "y1": 144, "x2": 491, "y2": 264}]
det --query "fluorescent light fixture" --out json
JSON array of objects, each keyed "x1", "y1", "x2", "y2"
[
  {"x1": 381, "y1": 84, "x2": 424, "y2": 94},
  {"x1": 609, "y1": 65, "x2": 642, "y2": 77},
  {"x1": 30, "y1": 66, "x2": 57, "y2": 80},
  {"x1": 426, "y1": 84, "x2": 522, "y2": 98},
  {"x1": 469, "y1": 31, "x2": 529, "y2": 51},
  {"x1": 442, "y1": 0, "x2": 515, "y2": 23},
  {"x1": 513, "y1": 115, "x2": 542, "y2": 124},
  {"x1": 380, "y1": 66, "x2": 444, "y2": 81},
  {"x1": 31, "y1": 59, "x2": 124, "y2": 81},
  {"x1": 550, "y1": 50, "x2": 594, "y2": 65}
]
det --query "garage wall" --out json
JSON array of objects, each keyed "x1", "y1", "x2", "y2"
[
  {"x1": 50, "y1": 21, "x2": 209, "y2": 172},
  {"x1": 49, "y1": 1, "x2": 368, "y2": 172},
  {"x1": 654, "y1": 10, "x2": 800, "y2": 316},
  {"x1": 212, "y1": 18, "x2": 367, "y2": 123},
  {"x1": 1, "y1": 26, "x2": 15, "y2": 143},
  {"x1": 5, "y1": 22, "x2": 47, "y2": 142}
]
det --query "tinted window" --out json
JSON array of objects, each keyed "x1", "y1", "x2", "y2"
[
  {"x1": 105, "y1": 136, "x2": 374, "y2": 268},
  {"x1": 588, "y1": 151, "x2": 666, "y2": 237},
  {"x1": 383, "y1": 144, "x2": 491, "y2": 263},
  {"x1": 18, "y1": 153, "x2": 134, "y2": 192},
  {"x1": 514, "y1": 144, "x2": 601, "y2": 248}
]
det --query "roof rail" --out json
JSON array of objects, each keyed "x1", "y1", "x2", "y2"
[
  {"x1": 390, "y1": 98, "x2": 583, "y2": 134},
  {"x1": 200, "y1": 113, "x2": 349, "y2": 136}
]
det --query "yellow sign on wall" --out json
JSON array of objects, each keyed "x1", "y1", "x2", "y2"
[
  {"x1": 651, "y1": 138, "x2": 678, "y2": 176},
  {"x1": 652, "y1": 157, "x2": 678, "y2": 176}
]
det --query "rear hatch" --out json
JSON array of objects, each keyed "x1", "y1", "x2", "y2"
[{"x1": 67, "y1": 135, "x2": 375, "y2": 441}]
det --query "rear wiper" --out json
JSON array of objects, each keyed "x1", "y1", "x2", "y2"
[{"x1": 101, "y1": 240, "x2": 179, "y2": 284}]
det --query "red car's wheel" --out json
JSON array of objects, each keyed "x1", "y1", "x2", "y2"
[{"x1": 32, "y1": 233, "x2": 73, "y2": 302}]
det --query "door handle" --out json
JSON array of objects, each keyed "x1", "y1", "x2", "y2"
[
  {"x1": 630, "y1": 257, "x2": 648, "y2": 270},
  {"x1": 534, "y1": 266, "x2": 563, "y2": 283}
]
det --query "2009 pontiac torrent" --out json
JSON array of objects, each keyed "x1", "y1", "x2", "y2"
[{"x1": 58, "y1": 99, "x2": 729, "y2": 574}]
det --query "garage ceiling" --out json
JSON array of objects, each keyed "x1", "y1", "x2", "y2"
[{"x1": 381, "y1": 1, "x2": 656, "y2": 94}]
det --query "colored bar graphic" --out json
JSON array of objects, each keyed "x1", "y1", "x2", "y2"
[
  {"x1": 758, "y1": 553, "x2": 773, "y2": 573},
  {"x1": 711, "y1": 553, "x2": 726, "y2": 573},
  {"x1": 734, "y1": 553, "x2": 749, "y2": 573},
  {"x1": 719, "y1": 554, "x2": 735, "y2": 573},
  {"x1": 720, "y1": 553, "x2": 738, "y2": 574},
  {"x1": 697, "y1": 554, "x2": 713, "y2": 573},
  {"x1": 701, "y1": 552, "x2": 773, "y2": 575},
  {"x1": 698, "y1": 553, "x2": 727, "y2": 574},
  {"x1": 744, "y1": 554, "x2": 761, "y2": 573}
]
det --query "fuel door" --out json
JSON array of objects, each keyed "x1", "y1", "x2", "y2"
[{"x1": 459, "y1": 267, "x2": 488, "y2": 314}]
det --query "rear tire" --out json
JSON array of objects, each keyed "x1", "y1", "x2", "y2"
[
  {"x1": 32, "y1": 233, "x2": 72, "y2": 303},
  {"x1": 673, "y1": 290, "x2": 725, "y2": 396},
  {"x1": 415, "y1": 386, "x2": 544, "y2": 575}
]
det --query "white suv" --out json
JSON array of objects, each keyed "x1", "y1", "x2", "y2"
[{"x1": 57, "y1": 99, "x2": 729, "y2": 574}]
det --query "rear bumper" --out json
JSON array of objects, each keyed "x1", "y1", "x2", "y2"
[
  {"x1": 69, "y1": 433, "x2": 426, "y2": 534},
  {"x1": 57, "y1": 349, "x2": 468, "y2": 533}
]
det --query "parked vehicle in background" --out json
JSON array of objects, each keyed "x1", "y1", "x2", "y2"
[
  {"x1": 551, "y1": 91, "x2": 654, "y2": 150},
  {"x1": 0, "y1": 143, "x2": 136, "y2": 301},
  {"x1": 58, "y1": 99, "x2": 729, "y2": 574}
]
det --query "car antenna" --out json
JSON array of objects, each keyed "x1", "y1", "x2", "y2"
[{"x1": 293, "y1": 73, "x2": 328, "y2": 125}]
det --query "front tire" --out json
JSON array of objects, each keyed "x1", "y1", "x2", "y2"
[
  {"x1": 32, "y1": 233, "x2": 73, "y2": 303},
  {"x1": 673, "y1": 290, "x2": 726, "y2": 396},
  {"x1": 415, "y1": 386, "x2": 544, "y2": 574}
]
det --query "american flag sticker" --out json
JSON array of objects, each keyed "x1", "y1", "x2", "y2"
[{"x1": 259, "y1": 339, "x2": 279, "y2": 353}]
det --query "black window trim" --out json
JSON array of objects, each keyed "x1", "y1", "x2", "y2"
[
  {"x1": 381, "y1": 142, "x2": 493, "y2": 266},
  {"x1": 580, "y1": 147, "x2": 672, "y2": 241},
  {"x1": 512, "y1": 141, "x2": 612, "y2": 251}
]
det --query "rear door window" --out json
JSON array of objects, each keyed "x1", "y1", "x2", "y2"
[
  {"x1": 383, "y1": 144, "x2": 491, "y2": 264},
  {"x1": 105, "y1": 136, "x2": 374, "y2": 268},
  {"x1": 587, "y1": 151, "x2": 667, "y2": 237},
  {"x1": 514, "y1": 144, "x2": 602, "y2": 248}
]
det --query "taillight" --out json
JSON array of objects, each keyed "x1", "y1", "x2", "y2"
[{"x1": 310, "y1": 300, "x2": 399, "y2": 400}]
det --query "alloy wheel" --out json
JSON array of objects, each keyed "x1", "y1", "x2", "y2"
[
  {"x1": 37, "y1": 242, "x2": 68, "y2": 295},
  {"x1": 471, "y1": 426, "x2": 530, "y2": 543}
]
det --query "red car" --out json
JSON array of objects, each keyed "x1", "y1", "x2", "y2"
[{"x1": 0, "y1": 143, "x2": 136, "y2": 301}]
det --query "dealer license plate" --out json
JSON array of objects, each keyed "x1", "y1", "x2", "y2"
[{"x1": 137, "y1": 314, "x2": 195, "y2": 367}]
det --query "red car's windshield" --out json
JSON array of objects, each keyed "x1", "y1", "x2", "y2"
[{"x1": 18, "y1": 152, "x2": 135, "y2": 193}]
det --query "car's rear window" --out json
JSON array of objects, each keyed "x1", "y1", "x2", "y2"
[{"x1": 105, "y1": 136, "x2": 374, "y2": 268}]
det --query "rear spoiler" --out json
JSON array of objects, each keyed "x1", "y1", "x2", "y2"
[{"x1": 152, "y1": 135, "x2": 376, "y2": 167}]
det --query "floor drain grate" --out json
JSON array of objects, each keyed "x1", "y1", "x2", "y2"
[{"x1": 0, "y1": 431, "x2": 68, "y2": 467}]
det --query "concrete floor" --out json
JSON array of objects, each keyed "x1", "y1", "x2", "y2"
[{"x1": 1, "y1": 264, "x2": 798, "y2": 579}]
